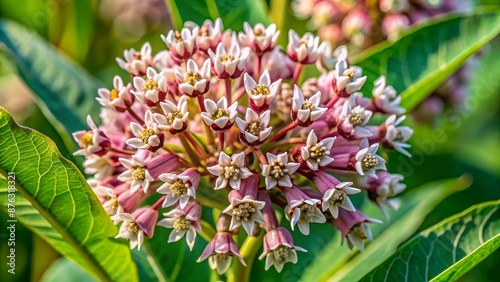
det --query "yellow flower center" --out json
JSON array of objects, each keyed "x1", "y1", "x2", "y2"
[
  {"x1": 272, "y1": 246, "x2": 291, "y2": 263},
  {"x1": 251, "y1": 84, "x2": 271, "y2": 96},
  {"x1": 342, "y1": 69, "x2": 355, "y2": 80},
  {"x1": 246, "y1": 121, "x2": 263, "y2": 136},
  {"x1": 166, "y1": 111, "x2": 184, "y2": 125},
  {"x1": 349, "y1": 113, "x2": 364, "y2": 126},
  {"x1": 362, "y1": 154, "x2": 378, "y2": 170},
  {"x1": 143, "y1": 79, "x2": 158, "y2": 91},
  {"x1": 270, "y1": 161, "x2": 285, "y2": 179},
  {"x1": 299, "y1": 204, "x2": 316, "y2": 221},
  {"x1": 80, "y1": 133, "x2": 94, "y2": 146},
  {"x1": 199, "y1": 25, "x2": 209, "y2": 36},
  {"x1": 173, "y1": 216, "x2": 192, "y2": 231},
  {"x1": 220, "y1": 53, "x2": 234, "y2": 62},
  {"x1": 132, "y1": 167, "x2": 146, "y2": 181},
  {"x1": 133, "y1": 53, "x2": 142, "y2": 60},
  {"x1": 351, "y1": 223, "x2": 368, "y2": 240},
  {"x1": 139, "y1": 128, "x2": 156, "y2": 144},
  {"x1": 184, "y1": 72, "x2": 202, "y2": 86},
  {"x1": 302, "y1": 100, "x2": 316, "y2": 111},
  {"x1": 212, "y1": 108, "x2": 229, "y2": 120},
  {"x1": 328, "y1": 189, "x2": 346, "y2": 206},
  {"x1": 170, "y1": 179, "x2": 189, "y2": 197},
  {"x1": 253, "y1": 27, "x2": 265, "y2": 36},
  {"x1": 233, "y1": 203, "x2": 256, "y2": 221},
  {"x1": 110, "y1": 89, "x2": 120, "y2": 101}
]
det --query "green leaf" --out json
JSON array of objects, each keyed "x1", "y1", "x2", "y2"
[
  {"x1": 361, "y1": 200, "x2": 500, "y2": 282},
  {"x1": 165, "y1": 0, "x2": 270, "y2": 30},
  {"x1": 300, "y1": 176, "x2": 471, "y2": 282},
  {"x1": 0, "y1": 19, "x2": 103, "y2": 144},
  {"x1": 41, "y1": 258, "x2": 98, "y2": 282},
  {"x1": 0, "y1": 107, "x2": 137, "y2": 282},
  {"x1": 353, "y1": 9, "x2": 500, "y2": 111}
]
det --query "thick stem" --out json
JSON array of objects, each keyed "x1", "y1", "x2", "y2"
[
  {"x1": 326, "y1": 94, "x2": 340, "y2": 108},
  {"x1": 218, "y1": 131, "x2": 225, "y2": 153},
  {"x1": 233, "y1": 86, "x2": 247, "y2": 102},
  {"x1": 228, "y1": 232, "x2": 263, "y2": 282},
  {"x1": 253, "y1": 148, "x2": 268, "y2": 165},
  {"x1": 197, "y1": 95, "x2": 206, "y2": 112},
  {"x1": 269, "y1": 122, "x2": 298, "y2": 142},
  {"x1": 182, "y1": 131, "x2": 208, "y2": 159},
  {"x1": 178, "y1": 134, "x2": 201, "y2": 167},
  {"x1": 292, "y1": 63, "x2": 303, "y2": 85},
  {"x1": 152, "y1": 196, "x2": 166, "y2": 210},
  {"x1": 225, "y1": 78, "x2": 232, "y2": 105},
  {"x1": 255, "y1": 55, "x2": 262, "y2": 79},
  {"x1": 126, "y1": 104, "x2": 144, "y2": 124},
  {"x1": 108, "y1": 147, "x2": 136, "y2": 155}
]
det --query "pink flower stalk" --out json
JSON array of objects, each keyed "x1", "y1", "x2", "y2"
[
  {"x1": 157, "y1": 201, "x2": 202, "y2": 250},
  {"x1": 259, "y1": 227, "x2": 307, "y2": 272},
  {"x1": 197, "y1": 231, "x2": 246, "y2": 274},
  {"x1": 332, "y1": 209, "x2": 382, "y2": 251}
]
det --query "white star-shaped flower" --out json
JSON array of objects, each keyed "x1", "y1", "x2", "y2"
[
  {"x1": 261, "y1": 152, "x2": 300, "y2": 189},
  {"x1": 301, "y1": 130, "x2": 336, "y2": 170},
  {"x1": 207, "y1": 152, "x2": 252, "y2": 190}
]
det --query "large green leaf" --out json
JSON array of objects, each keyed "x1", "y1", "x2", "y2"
[
  {"x1": 353, "y1": 10, "x2": 500, "y2": 111},
  {"x1": 0, "y1": 107, "x2": 137, "y2": 282},
  {"x1": 361, "y1": 200, "x2": 500, "y2": 282},
  {"x1": 0, "y1": 19, "x2": 103, "y2": 143},
  {"x1": 300, "y1": 176, "x2": 471, "y2": 282},
  {"x1": 165, "y1": 0, "x2": 270, "y2": 30}
]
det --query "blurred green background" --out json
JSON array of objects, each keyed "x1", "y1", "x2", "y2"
[{"x1": 0, "y1": 0, "x2": 498, "y2": 281}]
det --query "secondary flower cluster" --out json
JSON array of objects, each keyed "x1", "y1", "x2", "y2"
[
  {"x1": 74, "y1": 19, "x2": 412, "y2": 274},
  {"x1": 292, "y1": 0, "x2": 475, "y2": 125}
]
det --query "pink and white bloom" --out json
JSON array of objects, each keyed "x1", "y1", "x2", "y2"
[
  {"x1": 259, "y1": 227, "x2": 307, "y2": 272},
  {"x1": 208, "y1": 41, "x2": 249, "y2": 79},
  {"x1": 175, "y1": 59, "x2": 211, "y2": 97},
  {"x1": 83, "y1": 155, "x2": 114, "y2": 180},
  {"x1": 162, "y1": 27, "x2": 198, "y2": 61},
  {"x1": 197, "y1": 232, "x2": 246, "y2": 274},
  {"x1": 73, "y1": 115, "x2": 110, "y2": 156},
  {"x1": 116, "y1": 42, "x2": 153, "y2": 76},
  {"x1": 157, "y1": 168, "x2": 200, "y2": 209},
  {"x1": 332, "y1": 209, "x2": 382, "y2": 250},
  {"x1": 301, "y1": 130, "x2": 336, "y2": 170},
  {"x1": 196, "y1": 18, "x2": 223, "y2": 52},
  {"x1": 238, "y1": 22, "x2": 280, "y2": 54},
  {"x1": 235, "y1": 108, "x2": 272, "y2": 146},
  {"x1": 96, "y1": 76, "x2": 133, "y2": 112},
  {"x1": 338, "y1": 100, "x2": 373, "y2": 139},
  {"x1": 291, "y1": 85, "x2": 327, "y2": 127},
  {"x1": 332, "y1": 59, "x2": 367, "y2": 97},
  {"x1": 383, "y1": 115, "x2": 413, "y2": 157},
  {"x1": 117, "y1": 155, "x2": 154, "y2": 194},
  {"x1": 284, "y1": 186, "x2": 326, "y2": 235},
  {"x1": 115, "y1": 207, "x2": 158, "y2": 250},
  {"x1": 355, "y1": 139, "x2": 387, "y2": 178},
  {"x1": 313, "y1": 171, "x2": 360, "y2": 218},
  {"x1": 366, "y1": 171, "x2": 406, "y2": 219},
  {"x1": 201, "y1": 97, "x2": 238, "y2": 131},
  {"x1": 153, "y1": 96, "x2": 189, "y2": 134},
  {"x1": 223, "y1": 190, "x2": 266, "y2": 235},
  {"x1": 207, "y1": 152, "x2": 252, "y2": 190},
  {"x1": 126, "y1": 110, "x2": 165, "y2": 152},
  {"x1": 261, "y1": 152, "x2": 300, "y2": 189},
  {"x1": 132, "y1": 67, "x2": 168, "y2": 106},
  {"x1": 286, "y1": 30, "x2": 320, "y2": 64},
  {"x1": 244, "y1": 70, "x2": 281, "y2": 110},
  {"x1": 372, "y1": 76, "x2": 405, "y2": 114},
  {"x1": 157, "y1": 201, "x2": 202, "y2": 251}
]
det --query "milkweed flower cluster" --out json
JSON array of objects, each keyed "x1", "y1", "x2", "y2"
[
  {"x1": 74, "y1": 19, "x2": 413, "y2": 273},
  {"x1": 292, "y1": 0, "x2": 475, "y2": 125}
]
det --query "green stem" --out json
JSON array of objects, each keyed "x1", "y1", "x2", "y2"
[
  {"x1": 199, "y1": 219, "x2": 217, "y2": 242},
  {"x1": 144, "y1": 243, "x2": 169, "y2": 282},
  {"x1": 228, "y1": 233, "x2": 264, "y2": 282}
]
